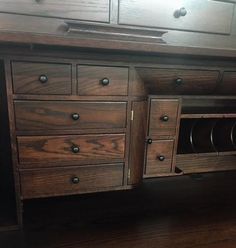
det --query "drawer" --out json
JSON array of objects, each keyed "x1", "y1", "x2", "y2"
[
  {"x1": 137, "y1": 68, "x2": 219, "y2": 95},
  {"x1": 119, "y1": 0, "x2": 234, "y2": 34},
  {"x1": 77, "y1": 65, "x2": 129, "y2": 96},
  {"x1": 149, "y1": 99, "x2": 179, "y2": 137},
  {"x1": 0, "y1": 0, "x2": 110, "y2": 23},
  {"x1": 145, "y1": 140, "x2": 174, "y2": 176},
  {"x1": 12, "y1": 61, "x2": 72, "y2": 95},
  {"x1": 20, "y1": 163, "x2": 124, "y2": 199},
  {"x1": 17, "y1": 134, "x2": 125, "y2": 166},
  {"x1": 14, "y1": 101, "x2": 127, "y2": 131},
  {"x1": 218, "y1": 71, "x2": 236, "y2": 95}
]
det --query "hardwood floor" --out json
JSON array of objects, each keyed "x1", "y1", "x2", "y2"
[{"x1": 1, "y1": 172, "x2": 236, "y2": 248}]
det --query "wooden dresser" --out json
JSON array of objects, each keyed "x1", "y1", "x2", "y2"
[{"x1": 0, "y1": 0, "x2": 236, "y2": 230}]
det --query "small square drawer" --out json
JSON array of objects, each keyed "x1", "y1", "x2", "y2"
[
  {"x1": 14, "y1": 101, "x2": 127, "y2": 131},
  {"x1": 77, "y1": 65, "x2": 129, "y2": 96},
  {"x1": 149, "y1": 98, "x2": 179, "y2": 137},
  {"x1": 145, "y1": 140, "x2": 174, "y2": 176},
  {"x1": 12, "y1": 61, "x2": 72, "y2": 95},
  {"x1": 20, "y1": 163, "x2": 124, "y2": 199},
  {"x1": 137, "y1": 68, "x2": 219, "y2": 95},
  {"x1": 17, "y1": 134, "x2": 125, "y2": 167}
]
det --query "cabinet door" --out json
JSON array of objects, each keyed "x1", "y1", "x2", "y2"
[{"x1": 119, "y1": 0, "x2": 234, "y2": 34}]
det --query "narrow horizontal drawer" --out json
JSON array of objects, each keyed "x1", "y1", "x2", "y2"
[
  {"x1": 119, "y1": 0, "x2": 234, "y2": 34},
  {"x1": 20, "y1": 163, "x2": 124, "y2": 199},
  {"x1": 14, "y1": 101, "x2": 127, "y2": 131},
  {"x1": 0, "y1": 0, "x2": 110, "y2": 23},
  {"x1": 218, "y1": 71, "x2": 236, "y2": 95},
  {"x1": 77, "y1": 65, "x2": 129, "y2": 96},
  {"x1": 145, "y1": 140, "x2": 174, "y2": 176},
  {"x1": 12, "y1": 61, "x2": 72, "y2": 95},
  {"x1": 137, "y1": 68, "x2": 219, "y2": 95},
  {"x1": 17, "y1": 134, "x2": 125, "y2": 166},
  {"x1": 149, "y1": 99, "x2": 179, "y2": 137}
]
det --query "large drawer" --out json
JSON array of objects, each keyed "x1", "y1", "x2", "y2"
[
  {"x1": 17, "y1": 134, "x2": 125, "y2": 166},
  {"x1": 145, "y1": 140, "x2": 174, "y2": 176},
  {"x1": 12, "y1": 61, "x2": 72, "y2": 95},
  {"x1": 77, "y1": 65, "x2": 129, "y2": 96},
  {"x1": 137, "y1": 68, "x2": 219, "y2": 95},
  {"x1": 119, "y1": 0, "x2": 234, "y2": 34},
  {"x1": 20, "y1": 163, "x2": 124, "y2": 199},
  {"x1": 0, "y1": 0, "x2": 110, "y2": 23},
  {"x1": 14, "y1": 101, "x2": 127, "y2": 131}
]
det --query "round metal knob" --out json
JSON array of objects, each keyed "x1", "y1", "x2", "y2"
[
  {"x1": 101, "y1": 78, "x2": 110, "y2": 86},
  {"x1": 71, "y1": 146, "x2": 80, "y2": 153},
  {"x1": 39, "y1": 74, "x2": 48, "y2": 83},
  {"x1": 175, "y1": 78, "x2": 183, "y2": 86},
  {"x1": 147, "y1": 138, "x2": 153, "y2": 144},
  {"x1": 161, "y1": 115, "x2": 169, "y2": 122},
  {"x1": 71, "y1": 113, "x2": 80, "y2": 121},
  {"x1": 158, "y1": 155, "x2": 165, "y2": 162},
  {"x1": 71, "y1": 176, "x2": 80, "y2": 184},
  {"x1": 174, "y1": 7, "x2": 187, "y2": 18}
]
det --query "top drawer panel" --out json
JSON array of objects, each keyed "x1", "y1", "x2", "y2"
[
  {"x1": 119, "y1": 0, "x2": 234, "y2": 34},
  {"x1": 12, "y1": 61, "x2": 72, "y2": 95},
  {"x1": 0, "y1": 0, "x2": 110, "y2": 23}
]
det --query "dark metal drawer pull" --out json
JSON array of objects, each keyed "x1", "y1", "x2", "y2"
[
  {"x1": 71, "y1": 146, "x2": 80, "y2": 153},
  {"x1": 101, "y1": 78, "x2": 110, "y2": 86},
  {"x1": 158, "y1": 155, "x2": 165, "y2": 162},
  {"x1": 71, "y1": 113, "x2": 80, "y2": 121},
  {"x1": 39, "y1": 75, "x2": 48, "y2": 83},
  {"x1": 161, "y1": 115, "x2": 169, "y2": 122},
  {"x1": 71, "y1": 176, "x2": 80, "y2": 184},
  {"x1": 175, "y1": 77, "x2": 183, "y2": 85},
  {"x1": 174, "y1": 8, "x2": 187, "y2": 18}
]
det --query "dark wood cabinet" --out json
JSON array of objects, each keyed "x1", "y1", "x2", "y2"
[{"x1": 1, "y1": 0, "x2": 236, "y2": 232}]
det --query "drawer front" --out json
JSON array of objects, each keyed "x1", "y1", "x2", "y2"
[
  {"x1": 12, "y1": 62, "x2": 72, "y2": 95},
  {"x1": 77, "y1": 65, "x2": 129, "y2": 96},
  {"x1": 149, "y1": 99, "x2": 179, "y2": 137},
  {"x1": 218, "y1": 71, "x2": 236, "y2": 95},
  {"x1": 119, "y1": 0, "x2": 233, "y2": 34},
  {"x1": 145, "y1": 140, "x2": 174, "y2": 175},
  {"x1": 17, "y1": 134, "x2": 125, "y2": 166},
  {"x1": 20, "y1": 163, "x2": 124, "y2": 199},
  {"x1": 14, "y1": 101, "x2": 127, "y2": 131},
  {"x1": 0, "y1": 0, "x2": 110, "y2": 23},
  {"x1": 138, "y1": 68, "x2": 219, "y2": 95}
]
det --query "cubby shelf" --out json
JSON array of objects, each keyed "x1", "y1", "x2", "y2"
[{"x1": 181, "y1": 113, "x2": 236, "y2": 119}]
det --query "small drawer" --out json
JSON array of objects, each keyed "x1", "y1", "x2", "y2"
[
  {"x1": 77, "y1": 65, "x2": 129, "y2": 96},
  {"x1": 137, "y1": 68, "x2": 219, "y2": 95},
  {"x1": 14, "y1": 101, "x2": 127, "y2": 131},
  {"x1": 149, "y1": 99, "x2": 179, "y2": 137},
  {"x1": 218, "y1": 71, "x2": 236, "y2": 95},
  {"x1": 12, "y1": 61, "x2": 72, "y2": 95},
  {"x1": 20, "y1": 163, "x2": 124, "y2": 199},
  {"x1": 0, "y1": 0, "x2": 110, "y2": 23},
  {"x1": 17, "y1": 134, "x2": 125, "y2": 167},
  {"x1": 119, "y1": 0, "x2": 234, "y2": 34},
  {"x1": 145, "y1": 140, "x2": 174, "y2": 176}
]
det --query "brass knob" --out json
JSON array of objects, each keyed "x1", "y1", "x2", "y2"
[
  {"x1": 71, "y1": 176, "x2": 80, "y2": 184},
  {"x1": 175, "y1": 78, "x2": 183, "y2": 86},
  {"x1": 161, "y1": 115, "x2": 169, "y2": 122},
  {"x1": 101, "y1": 78, "x2": 110, "y2": 86},
  {"x1": 71, "y1": 113, "x2": 80, "y2": 121},
  {"x1": 158, "y1": 155, "x2": 165, "y2": 162},
  {"x1": 71, "y1": 145, "x2": 80, "y2": 153},
  {"x1": 147, "y1": 138, "x2": 153, "y2": 144},
  {"x1": 174, "y1": 7, "x2": 187, "y2": 18},
  {"x1": 39, "y1": 74, "x2": 48, "y2": 83}
]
